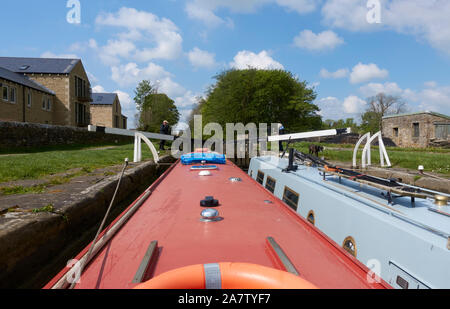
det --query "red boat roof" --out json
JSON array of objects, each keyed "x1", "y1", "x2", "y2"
[{"x1": 46, "y1": 159, "x2": 390, "y2": 289}]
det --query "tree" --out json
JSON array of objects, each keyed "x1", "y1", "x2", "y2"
[
  {"x1": 199, "y1": 69, "x2": 321, "y2": 133},
  {"x1": 134, "y1": 80, "x2": 154, "y2": 113},
  {"x1": 188, "y1": 96, "x2": 206, "y2": 131},
  {"x1": 360, "y1": 111, "x2": 381, "y2": 134},
  {"x1": 139, "y1": 93, "x2": 180, "y2": 133},
  {"x1": 361, "y1": 93, "x2": 407, "y2": 133}
]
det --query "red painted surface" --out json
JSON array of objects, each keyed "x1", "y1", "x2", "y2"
[{"x1": 46, "y1": 158, "x2": 391, "y2": 289}]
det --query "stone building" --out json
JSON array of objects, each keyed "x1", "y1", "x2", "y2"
[
  {"x1": 0, "y1": 67, "x2": 55, "y2": 124},
  {"x1": 382, "y1": 112, "x2": 450, "y2": 148},
  {"x1": 90, "y1": 93, "x2": 127, "y2": 129},
  {"x1": 0, "y1": 57, "x2": 92, "y2": 127}
]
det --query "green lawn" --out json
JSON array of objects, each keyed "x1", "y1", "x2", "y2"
[
  {"x1": 0, "y1": 142, "x2": 163, "y2": 183},
  {"x1": 292, "y1": 142, "x2": 450, "y2": 176}
]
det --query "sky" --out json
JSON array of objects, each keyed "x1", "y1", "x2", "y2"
[{"x1": 2, "y1": 0, "x2": 450, "y2": 129}]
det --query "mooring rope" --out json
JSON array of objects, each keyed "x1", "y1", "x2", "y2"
[{"x1": 69, "y1": 158, "x2": 129, "y2": 289}]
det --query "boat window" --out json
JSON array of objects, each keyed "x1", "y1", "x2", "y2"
[
  {"x1": 265, "y1": 176, "x2": 276, "y2": 193},
  {"x1": 282, "y1": 187, "x2": 299, "y2": 211},
  {"x1": 256, "y1": 170, "x2": 265, "y2": 185},
  {"x1": 307, "y1": 210, "x2": 315, "y2": 225},
  {"x1": 396, "y1": 276, "x2": 409, "y2": 289},
  {"x1": 342, "y1": 236, "x2": 357, "y2": 258}
]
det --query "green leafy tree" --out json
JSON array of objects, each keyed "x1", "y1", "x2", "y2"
[
  {"x1": 199, "y1": 69, "x2": 321, "y2": 133},
  {"x1": 134, "y1": 80, "x2": 154, "y2": 112},
  {"x1": 139, "y1": 93, "x2": 180, "y2": 133},
  {"x1": 360, "y1": 111, "x2": 382, "y2": 134}
]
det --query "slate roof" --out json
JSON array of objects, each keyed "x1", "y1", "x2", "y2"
[
  {"x1": 91, "y1": 93, "x2": 118, "y2": 105},
  {"x1": 0, "y1": 57, "x2": 80, "y2": 74},
  {"x1": 0, "y1": 67, "x2": 55, "y2": 95},
  {"x1": 382, "y1": 111, "x2": 450, "y2": 120}
]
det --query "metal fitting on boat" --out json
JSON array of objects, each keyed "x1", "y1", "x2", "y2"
[
  {"x1": 229, "y1": 177, "x2": 242, "y2": 182},
  {"x1": 434, "y1": 195, "x2": 449, "y2": 206},
  {"x1": 200, "y1": 208, "x2": 223, "y2": 222}
]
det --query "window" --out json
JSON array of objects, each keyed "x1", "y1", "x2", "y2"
[
  {"x1": 47, "y1": 98, "x2": 52, "y2": 111},
  {"x1": 396, "y1": 276, "x2": 409, "y2": 289},
  {"x1": 307, "y1": 210, "x2": 315, "y2": 225},
  {"x1": 393, "y1": 127, "x2": 398, "y2": 137},
  {"x1": 9, "y1": 87, "x2": 16, "y2": 103},
  {"x1": 42, "y1": 96, "x2": 47, "y2": 110},
  {"x1": 27, "y1": 90, "x2": 32, "y2": 107},
  {"x1": 282, "y1": 186, "x2": 299, "y2": 211},
  {"x1": 342, "y1": 236, "x2": 357, "y2": 258},
  {"x1": 75, "y1": 76, "x2": 88, "y2": 98},
  {"x1": 75, "y1": 103, "x2": 86, "y2": 125},
  {"x1": 265, "y1": 176, "x2": 276, "y2": 193},
  {"x1": 2, "y1": 84, "x2": 8, "y2": 101},
  {"x1": 123, "y1": 118, "x2": 127, "y2": 129},
  {"x1": 412, "y1": 123, "x2": 420, "y2": 138},
  {"x1": 256, "y1": 170, "x2": 265, "y2": 185}
]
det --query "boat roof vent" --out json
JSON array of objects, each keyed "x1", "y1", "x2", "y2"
[{"x1": 201, "y1": 196, "x2": 219, "y2": 207}]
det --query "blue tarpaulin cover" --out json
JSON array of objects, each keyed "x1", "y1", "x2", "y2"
[{"x1": 181, "y1": 152, "x2": 226, "y2": 165}]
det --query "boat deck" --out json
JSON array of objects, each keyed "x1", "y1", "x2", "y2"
[
  {"x1": 48, "y1": 159, "x2": 390, "y2": 289},
  {"x1": 256, "y1": 156, "x2": 450, "y2": 240}
]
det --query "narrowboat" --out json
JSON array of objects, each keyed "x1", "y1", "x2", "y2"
[
  {"x1": 45, "y1": 150, "x2": 390, "y2": 289},
  {"x1": 249, "y1": 149, "x2": 450, "y2": 289}
]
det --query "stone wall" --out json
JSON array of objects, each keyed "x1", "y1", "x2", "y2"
[{"x1": 0, "y1": 121, "x2": 133, "y2": 150}]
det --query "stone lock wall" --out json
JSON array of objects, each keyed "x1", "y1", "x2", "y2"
[{"x1": 0, "y1": 121, "x2": 133, "y2": 150}]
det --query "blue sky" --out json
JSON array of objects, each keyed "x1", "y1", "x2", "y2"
[{"x1": 2, "y1": 0, "x2": 450, "y2": 129}]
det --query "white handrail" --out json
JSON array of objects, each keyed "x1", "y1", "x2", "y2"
[
  {"x1": 134, "y1": 132, "x2": 160, "y2": 163},
  {"x1": 352, "y1": 132, "x2": 370, "y2": 168},
  {"x1": 361, "y1": 131, "x2": 391, "y2": 169}
]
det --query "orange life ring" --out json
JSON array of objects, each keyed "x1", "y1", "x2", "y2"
[{"x1": 134, "y1": 263, "x2": 317, "y2": 289}]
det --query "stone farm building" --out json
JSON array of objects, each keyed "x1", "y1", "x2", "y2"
[
  {"x1": 382, "y1": 111, "x2": 450, "y2": 148},
  {"x1": 90, "y1": 93, "x2": 127, "y2": 129},
  {"x1": 0, "y1": 57, "x2": 128, "y2": 130}
]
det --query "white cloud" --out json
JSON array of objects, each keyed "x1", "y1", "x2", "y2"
[
  {"x1": 188, "y1": 47, "x2": 217, "y2": 69},
  {"x1": 321, "y1": 0, "x2": 450, "y2": 54},
  {"x1": 40, "y1": 52, "x2": 79, "y2": 59},
  {"x1": 343, "y1": 95, "x2": 367, "y2": 114},
  {"x1": 92, "y1": 85, "x2": 106, "y2": 93},
  {"x1": 320, "y1": 68, "x2": 349, "y2": 79},
  {"x1": 100, "y1": 39, "x2": 137, "y2": 65},
  {"x1": 230, "y1": 50, "x2": 284, "y2": 70},
  {"x1": 316, "y1": 95, "x2": 367, "y2": 120},
  {"x1": 275, "y1": 0, "x2": 320, "y2": 14},
  {"x1": 358, "y1": 80, "x2": 450, "y2": 115},
  {"x1": 114, "y1": 90, "x2": 135, "y2": 111},
  {"x1": 110, "y1": 62, "x2": 202, "y2": 125},
  {"x1": 111, "y1": 62, "x2": 173, "y2": 88},
  {"x1": 185, "y1": 0, "x2": 320, "y2": 26},
  {"x1": 349, "y1": 62, "x2": 389, "y2": 84},
  {"x1": 95, "y1": 7, "x2": 183, "y2": 61},
  {"x1": 359, "y1": 82, "x2": 404, "y2": 97},
  {"x1": 293, "y1": 30, "x2": 344, "y2": 51},
  {"x1": 408, "y1": 84, "x2": 450, "y2": 113}
]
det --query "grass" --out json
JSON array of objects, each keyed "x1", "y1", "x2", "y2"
[
  {"x1": 292, "y1": 142, "x2": 450, "y2": 176},
  {"x1": 0, "y1": 142, "x2": 159, "y2": 183}
]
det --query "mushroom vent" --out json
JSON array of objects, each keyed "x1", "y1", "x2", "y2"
[{"x1": 201, "y1": 196, "x2": 219, "y2": 207}]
